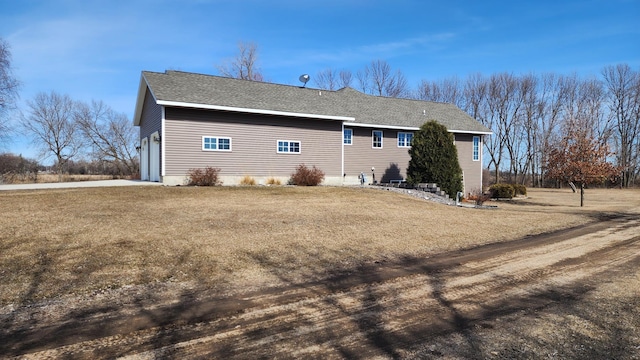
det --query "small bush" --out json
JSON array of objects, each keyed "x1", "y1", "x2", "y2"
[
  {"x1": 266, "y1": 177, "x2": 282, "y2": 186},
  {"x1": 511, "y1": 183, "x2": 527, "y2": 196},
  {"x1": 187, "y1": 166, "x2": 221, "y2": 186},
  {"x1": 489, "y1": 183, "x2": 515, "y2": 199},
  {"x1": 239, "y1": 175, "x2": 256, "y2": 186},
  {"x1": 289, "y1": 164, "x2": 325, "y2": 186}
]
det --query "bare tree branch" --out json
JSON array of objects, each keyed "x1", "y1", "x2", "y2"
[
  {"x1": 602, "y1": 64, "x2": 640, "y2": 187},
  {"x1": 314, "y1": 69, "x2": 353, "y2": 90},
  {"x1": 357, "y1": 60, "x2": 409, "y2": 98},
  {"x1": 0, "y1": 37, "x2": 20, "y2": 144},
  {"x1": 20, "y1": 91, "x2": 82, "y2": 180},
  {"x1": 216, "y1": 41, "x2": 264, "y2": 81},
  {"x1": 75, "y1": 100, "x2": 139, "y2": 176}
]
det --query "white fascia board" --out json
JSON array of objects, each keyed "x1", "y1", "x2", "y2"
[
  {"x1": 344, "y1": 122, "x2": 493, "y2": 135},
  {"x1": 157, "y1": 100, "x2": 355, "y2": 122},
  {"x1": 448, "y1": 129, "x2": 493, "y2": 135},
  {"x1": 343, "y1": 122, "x2": 420, "y2": 131}
]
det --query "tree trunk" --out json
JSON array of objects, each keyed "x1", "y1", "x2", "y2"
[{"x1": 580, "y1": 183, "x2": 584, "y2": 207}]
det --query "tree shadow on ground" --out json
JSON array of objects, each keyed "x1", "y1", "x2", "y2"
[
  {"x1": 381, "y1": 163, "x2": 403, "y2": 183},
  {"x1": 3, "y1": 239, "x2": 639, "y2": 359}
]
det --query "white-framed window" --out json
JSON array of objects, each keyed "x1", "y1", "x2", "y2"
[
  {"x1": 372, "y1": 130, "x2": 383, "y2": 148},
  {"x1": 202, "y1": 136, "x2": 232, "y2": 151},
  {"x1": 344, "y1": 128, "x2": 352, "y2": 145},
  {"x1": 277, "y1": 140, "x2": 301, "y2": 154},
  {"x1": 473, "y1": 136, "x2": 480, "y2": 161},
  {"x1": 397, "y1": 132, "x2": 413, "y2": 148}
]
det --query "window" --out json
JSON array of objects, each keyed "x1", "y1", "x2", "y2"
[
  {"x1": 473, "y1": 136, "x2": 480, "y2": 161},
  {"x1": 277, "y1": 140, "x2": 301, "y2": 154},
  {"x1": 203, "y1": 136, "x2": 232, "y2": 151},
  {"x1": 397, "y1": 132, "x2": 413, "y2": 147},
  {"x1": 372, "y1": 130, "x2": 383, "y2": 148},
  {"x1": 344, "y1": 128, "x2": 352, "y2": 145}
]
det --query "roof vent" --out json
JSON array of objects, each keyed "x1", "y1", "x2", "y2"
[
  {"x1": 423, "y1": 109, "x2": 426, "y2": 115},
  {"x1": 299, "y1": 74, "x2": 310, "y2": 88}
]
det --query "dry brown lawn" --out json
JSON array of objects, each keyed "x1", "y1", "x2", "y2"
[{"x1": 1, "y1": 185, "x2": 639, "y2": 307}]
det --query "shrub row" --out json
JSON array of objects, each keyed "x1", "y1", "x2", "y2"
[
  {"x1": 186, "y1": 164, "x2": 324, "y2": 187},
  {"x1": 488, "y1": 183, "x2": 527, "y2": 199}
]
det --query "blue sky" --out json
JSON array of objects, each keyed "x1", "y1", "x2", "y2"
[{"x1": 1, "y1": 0, "x2": 639, "y2": 161}]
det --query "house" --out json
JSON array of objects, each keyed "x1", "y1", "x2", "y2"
[{"x1": 133, "y1": 70, "x2": 492, "y2": 193}]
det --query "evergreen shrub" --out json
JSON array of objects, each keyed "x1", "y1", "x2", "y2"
[
  {"x1": 489, "y1": 183, "x2": 515, "y2": 199},
  {"x1": 406, "y1": 121, "x2": 463, "y2": 197}
]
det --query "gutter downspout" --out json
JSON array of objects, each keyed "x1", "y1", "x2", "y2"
[{"x1": 341, "y1": 122, "x2": 345, "y2": 185}]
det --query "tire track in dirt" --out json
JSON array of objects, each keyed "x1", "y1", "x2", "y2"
[{"x1": 6, "y1": 216, "x2": 640, "y2": 359}]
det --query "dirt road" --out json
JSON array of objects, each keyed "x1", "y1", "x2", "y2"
[{"x1": 3, "y1": 213, "x2": 640, "y2": 359}]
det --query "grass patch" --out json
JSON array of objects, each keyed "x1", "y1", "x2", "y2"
[{"x1": 1, "y1": 186, "x2": 639, "y2": 305}]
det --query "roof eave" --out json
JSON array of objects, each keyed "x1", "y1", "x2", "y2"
[
  {"x1": 343, "y1": 122, "x2": 420, "y2": 131},
  {"x1": 448, "y1": 129, "x2": 493, "y2": 135},
  {"x1": 344, "y1": 121, "x2": 493, "y2": 134},
  {"x1": 157, "y1": 100, "x2": 355, "y2": 121}
]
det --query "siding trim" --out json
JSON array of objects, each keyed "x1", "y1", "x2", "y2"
[
  {"x1": 157, "y1": 100, "x2": 355, "y2": 122},
  {"x1": 161, "y1": 106, "x2": 166, "y2": 177},
  {"x1": 479, "y1": 135, "x2": 484, "y2": 188},
  {"x1": 341, "y1": 123, "x2": 345, "y2": 181}
]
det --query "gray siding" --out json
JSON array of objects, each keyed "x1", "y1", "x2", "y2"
[
  {"x1": 344, "y1": 128, "x2": 484, "y2": 192},
  {"x1": 454, "y1": 133, "x2": 483, "y2": 194},
  {"x1": 138, "y1": 89, "x2": 162, "y2": 180},
  {"x1": 164, "y1": 108, "x2": 342, "y2": 177},
  {"x1": 344, "y1": 127, "x2": 411, "y2": 182},
  {"x1": 139, "y1": 89, "x2": 162, "y2": 139}
]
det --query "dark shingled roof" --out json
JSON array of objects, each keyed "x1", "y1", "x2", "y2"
[{"x1": 138, "y1": 70, "x2": 491, "y2": 134}]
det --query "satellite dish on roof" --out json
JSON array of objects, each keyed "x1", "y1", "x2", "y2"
[{"x1": 299, "y1": 74, "x2": 310, "y2": 87}]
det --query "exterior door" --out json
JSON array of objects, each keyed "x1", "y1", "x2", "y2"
[
  {"x1": 149, "y1": 132, "x2": 160, "y2": 182},
  {"x1": 140, "y1": 137, "x2": 149, "y2": 181}
]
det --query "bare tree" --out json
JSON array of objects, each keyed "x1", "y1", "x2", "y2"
[
  {"x1": 314, "y1": 68, "x2": 338, "y2": 90},
  {"x1": 602, "y1": 64, "x2": 640, "y2": 187},
  {"x1": 481, "y1": 73, "x2": 521, "y2": 183},
  {"x1": 75, "y1": 100, "x2": 140, "y2": 176},
  {"x1": 216, "y1": 41, "x2": 264, "y2": 81},
  {"x1": 518, "y1": 73, "x2": 539, "y2": 185},
  {"x1": 0, "y1": 38, "x2": 20, "y2": 144},
  {"x1": 357, "y1": 60, "x2": 409, "y2": 98},
  {"x1": 20, "y1": 91, "x2": 83, "y2": 181},
  {"x1": 415, "y1": 76, "x2": 464, "y2": 108},
  {"x1": 339, "y1": 70, "x2": 353, "y2": 89},
  {"x1": 533, "y1": 73, "x2": 567, "y2": 187},
  {"x1": 314, "y1": 68, "x2": 353, "y2": 90}
]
